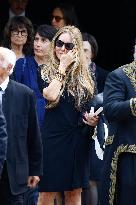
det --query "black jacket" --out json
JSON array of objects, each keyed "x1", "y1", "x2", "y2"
[
  {"x1": 0, "y1": 102, "x2": 7, "y2": 176},
  {"x1": 2, "y1": 80, "x2": 42, "y2": 195}
]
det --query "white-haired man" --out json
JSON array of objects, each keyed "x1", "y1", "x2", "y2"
[{"x1": 0, "y1": 47, "x2": 43, "y2": 205}]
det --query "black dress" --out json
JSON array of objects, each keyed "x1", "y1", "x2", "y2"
[{"x1": 39, "y1": 90, "x2": 92, "y2": 192}]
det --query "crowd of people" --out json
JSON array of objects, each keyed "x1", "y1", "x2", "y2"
[{"x1": 0, "y1": 0, "x2": 136, "y2": 205}]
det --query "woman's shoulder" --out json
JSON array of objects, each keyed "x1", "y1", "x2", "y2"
[
  {"x1": 16, "y1": 56, "x2": 34, "y2": 64},
  {"x1": 15, "y1": 56, "x2": 37, "y2": 71}
]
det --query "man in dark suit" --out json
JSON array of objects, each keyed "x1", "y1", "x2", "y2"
[
  {"x1": 0, "y1": 102, "x2": 8, "y2": 177},
  {"x1": 0, "y1": 46, "x2": 43, "y2": 204}
]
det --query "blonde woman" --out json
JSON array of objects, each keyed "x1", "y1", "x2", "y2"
[{"x1": 38, "y1": 25, "x2": 98, "y2": 205}]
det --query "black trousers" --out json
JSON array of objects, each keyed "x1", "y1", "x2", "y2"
[
  {"x1": 115, "y1": 153, "x2": 136, "y2": 205},
  {"x1": 0, "y1": 162, "x2": 26, "y2": 205}
]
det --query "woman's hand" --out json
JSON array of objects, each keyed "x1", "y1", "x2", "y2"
[
  {"x1": 59, "y1": 49, "x2": 76, "y2": 73},
  {"x1": 83, "y1": 111, "x2": 99, "y2": 127}
]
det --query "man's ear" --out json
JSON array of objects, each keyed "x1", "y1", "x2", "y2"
[{"x1": 7, "y1": 63, "x2": 13, "y2": 74}]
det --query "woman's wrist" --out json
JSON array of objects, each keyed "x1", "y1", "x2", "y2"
[
  {"x1": 57, "y1": 69, "x2": 66, "y2": 77},
  {"x1": 58, "y1": 65, "x2": 67, "y2": 75},
  {"x1": 54, "y1": 72, "x2": 65, "y2": 82}
]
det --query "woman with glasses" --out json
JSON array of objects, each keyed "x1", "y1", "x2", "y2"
[
  {"x1": 2, "y1": 16, "x2": 34, "y2": 60},
  {"x1": 51, "y1": 2, "x2": 79, "y2": 30},
  {"x1": 38, "y1": 25, "x2": 98, "y2": 205}
]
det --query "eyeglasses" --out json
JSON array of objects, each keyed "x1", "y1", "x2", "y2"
[
  {"x1": 55, "y1": 40, "x2": 74, "y2": 50},
  {"x1": 51, "y1": 15, "x2": 64, "y2": 22},
  {"x1": 11, "y1": 29, "x2": 28, "y2": 37}
]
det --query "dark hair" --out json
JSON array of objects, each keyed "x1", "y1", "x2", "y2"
[
  {"x1": 52, "y1": 2, "x2": 79, "y2": 27},
  {"x1": 35, "y1": 24, "x2": 57, "y2": 41},
  {"x1": 82, "y1": 32, "x2": 98, "y2": 60},
  {"x1": 2, "y1": 16, "x2": 34, "y2": 56}
]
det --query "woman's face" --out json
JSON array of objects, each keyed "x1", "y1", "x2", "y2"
[
  {"x1": 55, "y1": 32, "x2": 74, "y2": 60},
  {"x1": 10, "y1": 27, "x2": 28, "y2": 47},
  {"x1": 83, "y1": 41, "x2": 92, "y2": 65},
  {"x1": 51, "y1": 7, "x2": 66, "y2": 30},
  {"x1": 34, "y1": 33, "x2": 51, "y2": 58}
]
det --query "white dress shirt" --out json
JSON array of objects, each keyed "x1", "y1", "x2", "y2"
[
  {"x1": 0, "y1": 77, "x2": 9, "y2": 103},
  {"x1": 9, "y1": 9, "x2": 25, "y2": 19}
]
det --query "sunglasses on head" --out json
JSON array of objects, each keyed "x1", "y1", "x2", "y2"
[
  {"x1": 51, "y1": 15, "x2": 64, "y2": 22},
  {"x1": 55, "y1": 40, "x2": 74, "y2": 50}
]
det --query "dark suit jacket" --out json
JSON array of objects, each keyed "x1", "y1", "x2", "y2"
[
  {"x1": 101, "y1": 63, "x2": 136, "y2": 204},
  {"x1": 2, "y1": 80, "x2": 42, "y2": 195},
  {"x1": 0, "y1": 102, "x2": 7, "y2": 176}
]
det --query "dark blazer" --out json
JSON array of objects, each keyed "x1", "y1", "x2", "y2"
[
  {"x1": 0, "y1": 102, "x2": 7, "y2": 176},
  {"x1": 2, "y1": 80, "x2": 42, "y2": 195}
]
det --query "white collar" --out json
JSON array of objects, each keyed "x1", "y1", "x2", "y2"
[
  {"x1": 9, "y1": 9, "x2": 25, "y2": 19},
  {"x1": 0, "y1": 77, "x2": 9, "y2": 92}
]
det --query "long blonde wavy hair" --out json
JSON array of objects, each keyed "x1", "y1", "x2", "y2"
[{"x1": 41, "y1": 25, "x2": 94, "y2": 110}]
